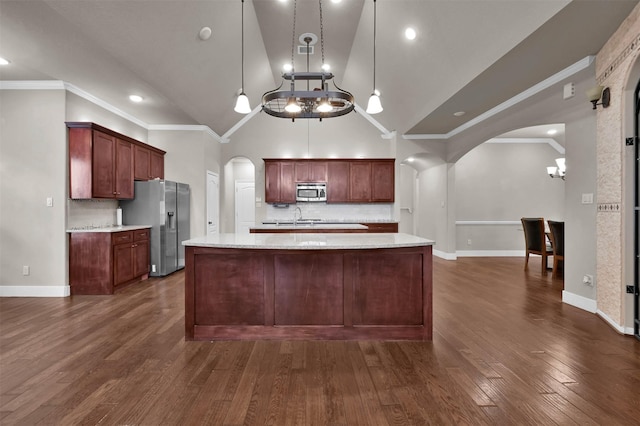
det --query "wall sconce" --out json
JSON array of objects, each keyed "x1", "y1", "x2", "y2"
[
  {"x1": 586, "y1": 85, "x2": 610, "y2": 110},
  {"x1": 547, "y1": 157, "x2": 566, "y2": 180}
]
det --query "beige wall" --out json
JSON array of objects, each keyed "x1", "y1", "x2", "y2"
[
  {"x1": 0, "y1": 90, "x2": 68, "y2": 294},
  {"x1": 594, "y1": 3, "x2": 639, "y2": 333},
  {"x1": 148, "y1": 130, "x2": 221, "y2": 239}
]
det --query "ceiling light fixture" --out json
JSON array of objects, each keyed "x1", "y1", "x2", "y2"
[
  {"x1": 0, "y1": 57, "x2": 9, "y2": 65},
  {"x1": 366, "y1": 0, "x2": 383, "y2": 114},
  {"x1": 405, "y1": 27, "x2": 416, "y2": 40},
  {"x1": 234, "y1": 0, "x2": 251, "y2": 114},
  {"x1": 586, "y1": 85, "x2": 610, "y2": 110},
  {"x1": 262, "y1": 0, "x2": 354, "y2": 121},
  {"x1": 547, "y1": 129, "x2": 558, "y2": 135},
  {"x1": 547, "y1": 157, "x2": 566, "y2": 180},
  {"x1": 129, "y1": 95, "x2": 143, "y2": 103}
]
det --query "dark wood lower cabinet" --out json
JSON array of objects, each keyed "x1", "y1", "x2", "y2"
[
  {"x1": 185, "y1": 245, "x2": 432, "y2": 340},
  {"x1": 69, "y1": 228, "x2": 150, "y2": 295}
]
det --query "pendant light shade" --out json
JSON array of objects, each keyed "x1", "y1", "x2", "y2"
[
  {"x1": 235, "y1": 0, "x2": 251, "y2": 114},
  {"x1": 234, "y1": 92, "x2": 251, "y2": 114},
  {"x1": 366, "y1": 0, "x2": 383, "y2": 114}
]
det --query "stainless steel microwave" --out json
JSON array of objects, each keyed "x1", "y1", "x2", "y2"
[{"x1": 296, "y1": 183, "x2": 327, "y2": 202}]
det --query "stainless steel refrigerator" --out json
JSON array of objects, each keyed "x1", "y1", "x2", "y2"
[{"x1": 120, "y1": 180, "x2": 190, "y2": 277}]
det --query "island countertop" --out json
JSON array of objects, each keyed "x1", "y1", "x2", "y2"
[{"x1": 182, "y1": 232, "x2": 434, "y2": 250}]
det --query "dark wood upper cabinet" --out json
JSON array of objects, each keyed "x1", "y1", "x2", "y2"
[
  {"x1": 295, "y1": 161, "x2": 328, "y2": 182},
  {"x1": 371, "y1": 160, "x2": 395, "y2": 202},
  {"x1": 67, "y1": 122, "x2": 165, "y2": 199},
  {"x1": 349, "y1": 161, "x2": 372, "y2": 202},
  {"x1": 266, "y1": 158, "x2": 394, "y2": 204},
  {"x1": 264, "y1": 160, "x2": 295, "y2": 204},
  {"x1": 327, "y1": 161, "x2": 350, "y2": 203}
]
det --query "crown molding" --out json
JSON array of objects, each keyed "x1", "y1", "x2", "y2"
[{"x1": 486, "y1": 137, "x2": 565, "y2": 154}]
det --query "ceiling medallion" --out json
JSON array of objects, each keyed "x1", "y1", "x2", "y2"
[{"x1": 261, "y1": 0, "x2": 354, "y2": 121}]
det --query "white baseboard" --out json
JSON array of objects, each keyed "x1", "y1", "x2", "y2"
[
  {"x1": 596, "y1": 309, "x2": 634, "y2": 335},
  {"x1": 562, "y1": 290, "x2": 597, "y2": 313},
  {"x1": 433, "y1": 249, "x2": 457, "y2": 260},
  {"x1": 0, "y1": 285, "x2": 70, "y2": 297},
  {"x1": 456, "y1": 250, "x2": 524, "y2": 257}
]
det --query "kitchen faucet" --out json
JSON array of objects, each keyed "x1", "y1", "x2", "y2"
[{"x1": 293, "y1": 206, "x2": 302, "y2": 225}]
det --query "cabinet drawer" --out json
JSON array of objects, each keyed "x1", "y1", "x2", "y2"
[
  {"x1": 112, "y1": 231, "x2": 133, "y2": 245},
  {"x1": 133, "y1": 229, "x2": 150, "y2": 241}
]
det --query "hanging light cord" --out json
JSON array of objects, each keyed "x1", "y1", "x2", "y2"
[
  {"x1": 290, "y1": 0, "x2": 297, "y2": 72},
  {"x1": 241, "y1": 0, "x2": 245, "y2": 92},
  {"x1": 372, "y1": 0, "x2": 377, "y2": 93}
]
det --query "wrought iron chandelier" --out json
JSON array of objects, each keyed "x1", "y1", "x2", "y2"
[{"x1": 261, "y1": 0, "x2": 355, "y2": 121}]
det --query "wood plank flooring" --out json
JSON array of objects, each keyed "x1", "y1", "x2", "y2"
[{"x1": 1, "y1": 256, "x2": 639, "y2": 425}]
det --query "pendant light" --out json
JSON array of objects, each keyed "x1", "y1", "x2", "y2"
[
  {"x1": 366, "y1": 0, "x2": 383, "y2": 114},
  {"x1": 234, "y1": 0, "x2": 251, "y2": 114}
]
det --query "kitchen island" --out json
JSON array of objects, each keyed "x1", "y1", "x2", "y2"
[{"x1": 183, "y1": 233, "x2": 434, "y2": 341}]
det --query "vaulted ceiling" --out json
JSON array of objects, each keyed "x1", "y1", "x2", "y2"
[{"x1": 0, "y1": 0, "x2": 637, "y2": 140}]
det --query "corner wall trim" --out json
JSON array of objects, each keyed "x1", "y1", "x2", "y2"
[
  {"x1": 562, "y1": 290, "x2": 597, "y2": 313},
  {"x1": 433, "y1": 249, "x2": 457, "y2": 260},
  {"x1": 0, "y1": 285, "x2": 71, "y2": 298}
]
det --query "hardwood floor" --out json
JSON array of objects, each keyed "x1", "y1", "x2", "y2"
[{"x1": 1, "y1": 256, "x2": 638, "y2": 425}]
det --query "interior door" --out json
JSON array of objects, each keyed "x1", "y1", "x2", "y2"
[
  {"x1": 235, "y1": 181, "x2": 255, "y2": 234},
  {"x1": 634, "y1": 79, "x2": 639, "y2": 340},
  {"x1": 206, "y1": 171, "x2": 219, "y2": 236}
]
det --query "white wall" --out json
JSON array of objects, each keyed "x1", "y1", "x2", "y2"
[
  {"x1": 0, "y1": 90, "x2": 68, "y2": 295},
  {"x1": 455, "y1": 142, "x2": 565, "y2": 253},
  {"x1": 148, "y1": 130, "x2": 221, "y2": 239}
]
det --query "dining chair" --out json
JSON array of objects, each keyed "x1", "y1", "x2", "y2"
[
  {"x1": 521, "y1": 217, "x2": 551, "y2": 274},
  {"x1": 547, "y1": 220, "x2": 565, "y2": 278}
]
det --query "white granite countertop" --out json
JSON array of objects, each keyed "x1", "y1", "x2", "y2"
[
  {"x1": 183, "y1": 233, "x2": 434, "y2": 250},
  {"x1": 66, "y1": 225, "x2": 151, "y2": 233},
  {"x1": 251, "y1": 223, "x2": 368, "y2": 231}
]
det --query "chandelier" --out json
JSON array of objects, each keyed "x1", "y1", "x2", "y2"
[
  {"x1": 547, "y1": 158, "x2": 566, "y2": 180},
  {"x1": 261, "y1": 0, "x2": 354, "y2": 121}
]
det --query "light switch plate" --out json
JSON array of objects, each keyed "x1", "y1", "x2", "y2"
[{"x1": 581, "y1": 193, "x2": 593, "y2": 204}]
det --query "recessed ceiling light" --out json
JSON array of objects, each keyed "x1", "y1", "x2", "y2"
[
  {"x1": 407, "y1": 157, "x2": 415, "y2": 163},
  {"x1": 331, "y1": 0, "x2": 342, "y2": 3},
  {"x1": 321, "y1": 63, "x2": 331, "y2": 71},
  {"x1": 0, "y1": 57, "x2": 10, "y2": 65},
  {"x1": 199, "y1": 27, "x2": 212, "y2": 41},
  {"x1": 453, "y1": 111, "x2": 465, "y2": 117},
  {"x1": 405, "y1": 28, "x2": 416, "y2": 40},
  {"x1": 129, "y1": 95, "x2": 143, "y2": 103},
  {"x1": 283, "y1": 63, "x2": 293, "y2": 72},
  {"x1": 547, "y1": 129, "x2": 558, "y2": 135}
]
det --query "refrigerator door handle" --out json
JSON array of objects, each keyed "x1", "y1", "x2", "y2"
[{"x1": 168, "y1": 211, "x2": 175, "y2": 230}]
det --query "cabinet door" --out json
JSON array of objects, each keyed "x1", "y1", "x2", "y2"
[
  {"x1": 92, "y1": 131, "x2": 116, "y2": 198},
  {"x1": 294, "y1": 162, "x2": 310, "y2": 182},
  {"x1": 371, "y1": 160, "x2": 395, "y2": 202},
  {"x1": 133, "y1": 239, "x2": 150, "y2": 277},
  {"x1": 150, "y1": 151, "x2": 164, "y2": 179},
  {"x1": 113, "y1": 243, "x2": 133, "y2": 286},
  {"x1": 134, "y1": 145, "x2": 151, "y2": 180},
  {"x1": 310, "y1": 161, "x2": 328, "y2": 182},
  {"x1": 265, "y1": 161, "x2": 280, "y2": 203},
  {"x1": 327, "y1": 161, "x2": 349, "y2": 203},
  {"x1": 115, "y1": 139, "x2": 134, "y2": 199},
  {"x1": 349, "y1": 162, "x2": 372, "y2": 202},
  {"x1": 280, "y1": 162, "x2": 296, "y2": 203}
]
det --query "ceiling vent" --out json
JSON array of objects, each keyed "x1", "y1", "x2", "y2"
[{"x1": 298, "y1": 45, "x2": 314, "y2": 55}]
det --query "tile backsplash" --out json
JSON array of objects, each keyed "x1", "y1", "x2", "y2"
[
  {"x1": 67, "y1": 199, "x2": 118, "y2": 229},
  {"x1": 266, "y1": 203, "x2": 393, "y2": 223}
]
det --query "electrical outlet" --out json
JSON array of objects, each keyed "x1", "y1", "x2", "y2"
[
  {"x1": 582, "y1": 274, "x2": 593, "y2": 286},
  {"x1": 22, "y1": 265, "x2": 30, "y2": 276},
  {"x1": 467, "y1": 239, "x2": 472, "y2": 246},
  {"x1": 46, "y1": 197, "x2": 53, "y2": 207}
]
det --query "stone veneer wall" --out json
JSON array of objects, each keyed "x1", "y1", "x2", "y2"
[{"x1": 595, "y1": 4, "x2": 639, "y2": 331}]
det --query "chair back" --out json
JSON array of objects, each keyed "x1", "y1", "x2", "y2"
[
  {"x1": 547, "y1": 220, "x2": 564, "y2": 256},
  {"x1": 521, "y1": 218, "x2": 546, "y2": 252}
]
